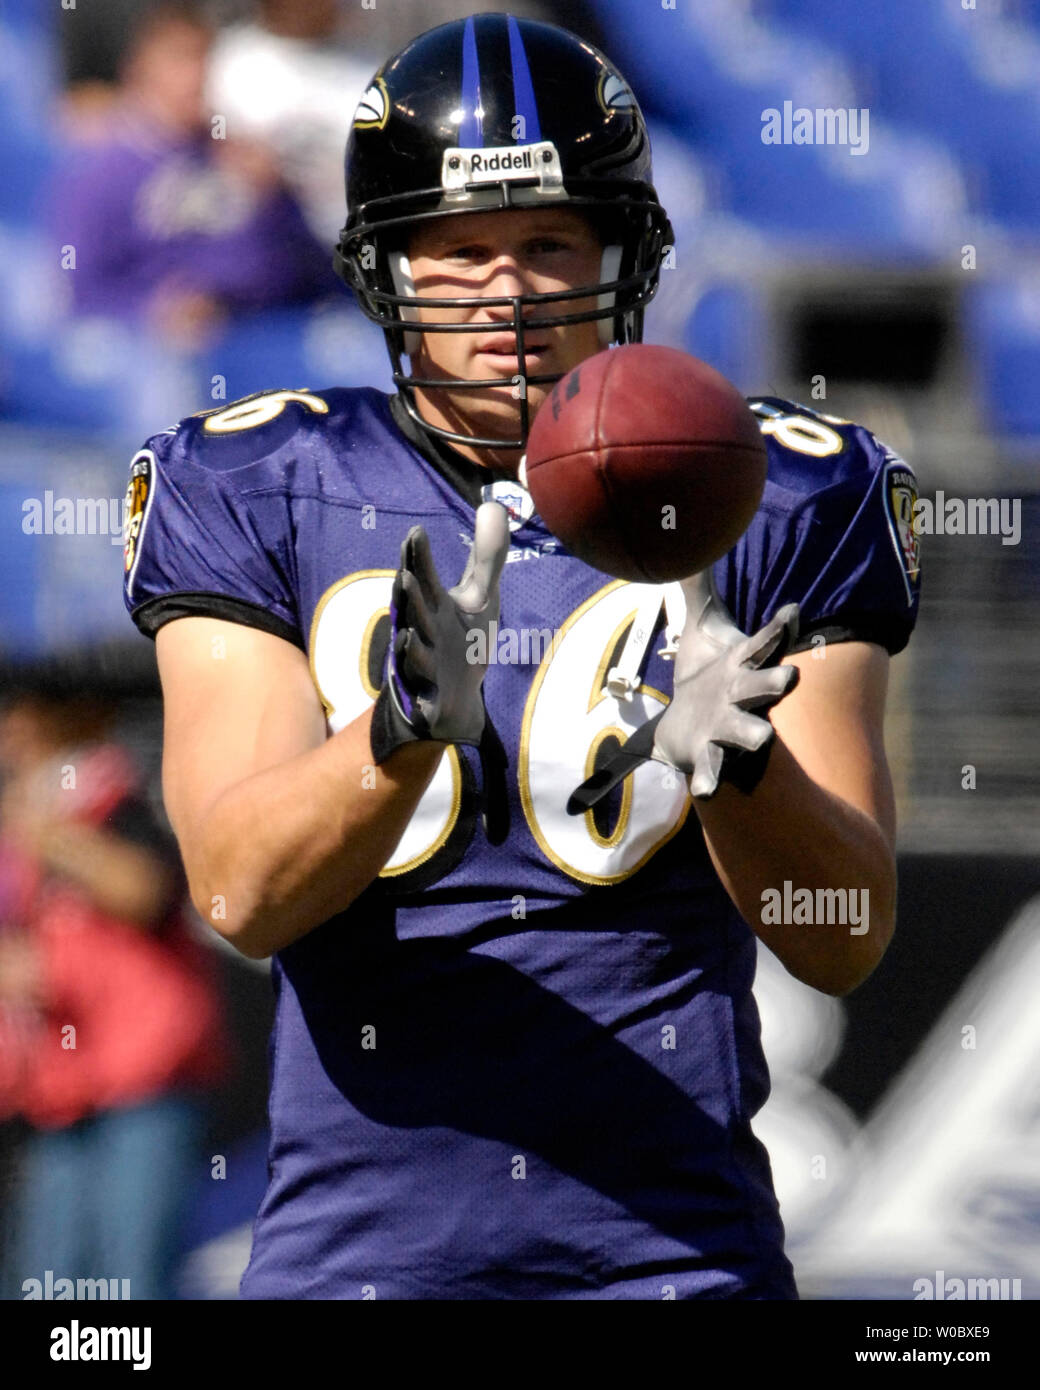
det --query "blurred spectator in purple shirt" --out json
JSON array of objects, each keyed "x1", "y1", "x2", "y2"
[{"x1": 52, "y1": 1, "x2": 335, "y2": 351}]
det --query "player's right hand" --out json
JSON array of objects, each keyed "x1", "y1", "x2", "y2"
[{"x1": 370, "y1": 502, "x2": 510, "y2": 761}]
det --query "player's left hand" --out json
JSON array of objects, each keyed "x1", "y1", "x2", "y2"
[
  {"x1": 568, "y1": 570, "x2": 800, "y2": 812},
  {"x1": 652, "y1": 569, "x2": 800, "y2": 796}
]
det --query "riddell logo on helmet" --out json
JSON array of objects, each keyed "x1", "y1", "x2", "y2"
[
  {"x1": 442, "y1": 141, "x2": 563, "y2": 193},
  {"x1": 470, "y1": 150, "x2": 533, "y2": 172}
]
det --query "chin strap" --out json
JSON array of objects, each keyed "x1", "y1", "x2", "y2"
[
  {"x1": 605, "y1": 587, "x2": 669, "y2": 701},
  {"x1": 602, "y1": 580, "x2": 687, "y2": 701},
  {"x1": 658, "y1": 582, "x2": 686, "y2": 660},
  {"x1": 569, "y1": 572, "x2": 801, "y2": 813}
]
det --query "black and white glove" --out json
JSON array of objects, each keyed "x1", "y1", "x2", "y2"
[
  {"x1": 568, "y1": 570, "x2": 800, "y2": 813},
  {"x1": 371, "y1": 501, "x2": 511, "y2": 841}
]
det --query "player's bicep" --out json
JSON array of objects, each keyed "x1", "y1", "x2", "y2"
[
  {"x1": 156, "y1": 617, "x2": 327, "y2": 854},
  {"x1": 770, "y1": 640, "x2": 896, "y2": 851}
]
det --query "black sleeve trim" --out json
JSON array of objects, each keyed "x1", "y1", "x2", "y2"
[
  {"x1": 787, "y1": 612, "x2": 910, "y2": 657},
  {"x1": 131, "y1": 592, "x2": 305, "y2": 651}
]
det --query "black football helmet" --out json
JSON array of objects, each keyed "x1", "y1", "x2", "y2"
[{"x1": 334, "y1": 12, "x2": 674, "y2": 450}]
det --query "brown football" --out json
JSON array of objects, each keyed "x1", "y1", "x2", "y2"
[{"x1": 523, "y1": 345, "x2": 767, "y2": 582}]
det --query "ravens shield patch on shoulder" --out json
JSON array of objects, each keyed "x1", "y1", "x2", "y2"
[
  {"x1": 883, "y1": 456, "x2": 921, "y2": 606},
  {"x1": 123, "y1": 450, "x2": 154, "y2": 580}
]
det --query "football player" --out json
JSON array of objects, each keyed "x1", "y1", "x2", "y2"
[{"x1": 123, "y1": 14, "x2": 920, "y2": 1299}]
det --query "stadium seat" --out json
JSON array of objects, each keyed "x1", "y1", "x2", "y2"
[
  {"x1": 600, "y1": 2, "x2": 958, "y2": 259},
  {"x1": 966, "y1": 273, "x2": 1040, "y2": 438},
  {"x1": 198, "y1": 303, "x2": 394, "y2": 404},
  {"x1": 0, "y1": 7, "x2": 59, "y2": 226},
  {"x1": 0, "y1": 79, "x2": 57, "y2": 227},
  {"x1": 0, "y1": 478, "x2": 45, "y2": 655},
  {"x1": 762, "y1": 0, "x2": 1040, "y2": 232}
]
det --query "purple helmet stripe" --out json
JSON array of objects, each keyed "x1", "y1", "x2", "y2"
[
  {"x1": 459, "y1": 15, "x2": 483, "y2": 148},
  {"x1": 506, "y1": 14, "x2": 542, "y2": 144}
]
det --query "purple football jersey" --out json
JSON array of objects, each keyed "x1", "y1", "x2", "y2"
[{"x1": 123, "y1": 386, "x2": 919, "y2": 1299}]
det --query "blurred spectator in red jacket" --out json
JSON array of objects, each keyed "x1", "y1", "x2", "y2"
[
  {"x1": 52, "y1": 0, "x2": 335, "y2": 352},
  {"x1": 0, "y1": 681, "x2": 228, "y2": 1300}
]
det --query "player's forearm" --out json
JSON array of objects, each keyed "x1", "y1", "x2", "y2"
[
  {"x1": 696, "y1": 739, "x2": 896, "y2": 996},
  {"x1": 183, "y1": 707, "x2": 444, "y2": 959}
]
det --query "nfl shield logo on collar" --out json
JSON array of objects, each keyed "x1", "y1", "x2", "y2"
[{"x1": 482, "y1": 479, "x2": 534, "y2": 532}]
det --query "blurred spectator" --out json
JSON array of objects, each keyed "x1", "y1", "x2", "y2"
[
  {"x1": 207, "y1": 0, "x2": 376, "y2": 245},
  {"x1": 0, "y1": 680, "x2": 228, "y2": 1301},
  {"x1": 60, "y1": 0, "x2": 147, "y2": 90},
  {"x1": 206, "y1": 0, "x2": 609, "y2": 246},
  {"x1": 51, "y1": 1, "x2": 336, "y2": 351}
]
